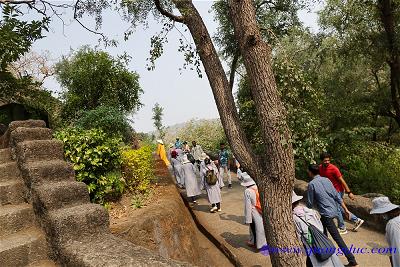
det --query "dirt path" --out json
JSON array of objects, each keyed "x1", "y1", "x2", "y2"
[{"x1": 184, "y1": 173, "x2": 391, "y2": 267}]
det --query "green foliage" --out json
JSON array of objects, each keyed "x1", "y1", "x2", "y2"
[
  {"x1": 54, "y1": 128, "x2": 124, "y2": 205},
  {"x1": 152, "y1": 102, "x2": 165, "y2": 139},
  {"x1": 0, "y1": 4, "x2": 49, "y2": 70},
  {"x1": 55, "y1": 46, "x2": 143, "y2": 120},
  {"x1": 236, "y1": 49, "x2": 327, "y2": 164},
  {"x1": 75, "y1": 105, "x2": 132, "y2": 142},
  {"x1": 164, "y1": 119, "x2": 227, "y2": 154},
  {"x1": 332, "y1": 142, "x2": 400, "y2": 204},
  {"x1": 121, "y1": 145, "x2": 154, "y2": 194},
  {"x1": 0, "y1": 5, "x2": 52, "y2": 106}
]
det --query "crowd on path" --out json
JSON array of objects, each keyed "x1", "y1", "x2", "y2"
[{"x1": 155, "y1": 139, "x2": 400, "y2": 267}]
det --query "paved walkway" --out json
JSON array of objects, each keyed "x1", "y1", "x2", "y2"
[{"x1": 183, "y1": 173, "x2": 391, "y2": 267}]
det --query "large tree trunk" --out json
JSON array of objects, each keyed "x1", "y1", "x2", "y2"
[
  {"x1": 227, "y1": 0, "x2": 301, "y2": 266},
  {"x1": 379, "y1": 0, "x2": 400, "y2": 127},
  {"x1": 164, "y1": 1, "x2": 303, "y2": 266}
]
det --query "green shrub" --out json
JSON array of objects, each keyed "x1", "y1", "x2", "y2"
[
  {"x1": 333, "y1": 141, "x2": 400, "y2": 204},
  {"x1": 75, "y1": 105, "x2": 132, "y2": 142},
  {"x1": 54, "y1": 127, "x2": 125, "y2": 205},
  {"x1": 121, "y1": 145, "x2": 154, "y2": 194}
]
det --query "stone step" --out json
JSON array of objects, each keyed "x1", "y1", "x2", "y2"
[
  {"x1": 0, "y1": 228, "x2": 49, "y2": 267},
  {"x1": 48, "y1": 203, "x2": 109, "y2": 243},
  {"x1": 20, "y1": 160, "x2": 75, "y2": 186},
  {"x1": 33, "y1": 181, "x2": 90, "y2": 213},
  {"x1": 0, "y1": 204, "x2": 34, "y2": 238},
  {"x1": 0, "y1": 180, "x2": 27, "y2": 205},
  {"x1": 0, "y1": 162, "x2": 20, "y2": 182},
  {"x1": 0, "y1": 148, "x2": 11, "y2": 164},
  {"x1": 16, "y1": 140, "x2": 64, "y2": 164},
  {"x1": 26, "y1": 260, "x2": 58, "y2": 267},
  {"x1": 10, "y1": 127, "x2": 53, "y2": 145}
]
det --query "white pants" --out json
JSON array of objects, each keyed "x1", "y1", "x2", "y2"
[{"x1": 219, "y1": 165, "x2": 232, "y2": 185}]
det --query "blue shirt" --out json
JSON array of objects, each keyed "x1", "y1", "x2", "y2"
[
  {"x1": 307, "y1": 175, "x2": 342, "y2": 218},
  {"x1": 174, "y1": 140, "x2": 182, "y2": 149},
  {"x1": 218, "y1": 149, "x2": 229, "y2": 166}
]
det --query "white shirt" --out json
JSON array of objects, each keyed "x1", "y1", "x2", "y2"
[
  {"x1": 386, "y1": 215, "x2": 400, "y2": 267},
  {"x1": 191, "y1": 145, "x2": 204, "y2": 160}
]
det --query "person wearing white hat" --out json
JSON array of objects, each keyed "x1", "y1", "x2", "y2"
[
  {"x1": 241, "y1": 173, "x2": 267, "y2": 250},
  {"x1": 199, "y1": 153, "x2": 222, "y2": 212},
  {"x1": 370, "y1": 196, "x2": 400, "y2": 267},
  {"x1": 292, "y1": 191, "x2": 344, "y2": 267},
  {"x1": 181, "y1": 154, "x2": 201, "y2": 203}
]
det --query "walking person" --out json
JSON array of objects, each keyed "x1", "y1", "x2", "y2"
[
  {"x1": 319, "y1": 152, "x2": 364, "y2": 234},
  {"x1": 170, "y1": 150, "x2": 184, "y2": 188},
  {"x1": 191, "y1": 140, "x2": 204, "y2": 170},
  {"x1": 167, "y1": 143, "x2": 174, "y2": 163},
  {"x1": 174, "y1": 137, "x2": 182, "y2": 149},
  {"x1": 200, "y1": 153, "x2": 222, "y2": 213},
  {"x1": 307, "y1": 164, "x2": 359, "y2": 267},
  {"x1": 156, "y1": 140, "x2": 170, "y2": 166},
  {"x1": 182, "y1": 141, "x2": 190, "y2": 153},
  {"x1": 181, "y1": 154, "x2": 201, "y2": 203},
  {"x1": 241, "y1": 173, "x2": 267, "y2": 250},
  {"x1": 218, "y1": 142, "x2": 232, "y2": 188},
  {"x1": 292, "y1": 191, "x2": 344, "y2": 267},
  {"x1": 370, "y1": 196, "x2": 400, "y2": 267}
]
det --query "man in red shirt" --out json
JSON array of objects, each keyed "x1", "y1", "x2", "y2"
[{"x1": 319, "y1": 152, "x2": 364, "y2": 234}]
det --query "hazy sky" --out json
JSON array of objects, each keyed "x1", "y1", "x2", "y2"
[{"x1": 27, "y1": 1, "x2": 320, "y2": 133}]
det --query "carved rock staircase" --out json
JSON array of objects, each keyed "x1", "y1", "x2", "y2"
[
  {"x1": 0, "y1": 120, "x2": 190, "y2": 267},
  {"x1": 0, "y1": 147, "x2": 57, "y2": 266}
]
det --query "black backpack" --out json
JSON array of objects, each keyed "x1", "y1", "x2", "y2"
[
  {"x1": 295, "y1": 215, "x2": 335, "y2": 262},
  {"x1": 186, "y1": 153, "x2": 196, "y2": 164}
]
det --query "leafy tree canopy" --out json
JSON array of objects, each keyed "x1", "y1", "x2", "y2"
[{"x1": 55, "y1": 46, "x2": 143, "y2": 120}]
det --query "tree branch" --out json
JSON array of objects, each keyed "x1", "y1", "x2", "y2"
[
  {"x1": 73, "y1": 0, "x2": 107, "y2": 40},
  {"x1": 154, "y1": 0, "x2": 184, "y2": 23}
]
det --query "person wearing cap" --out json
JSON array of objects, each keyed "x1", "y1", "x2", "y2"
[
  {"x1": 199, "y1": 153, "x2": 222, "y2": 212},
  {"x1": 156, "y1": 139, "x2": 170, "y2": 166},
  {"x1": 170, "y1": 150, "x2": 184, "y2": 188},
  {"x1": 370, "y1": 196, "x2": 400, "y2": 267},
  {"x1": 319, "y1": 152, "x2": 364, "y2": 234},
  {"x1": 174, "y1": 138, "x2": 182, "y2": 149},
  {"x1": 292, "y1": 191, "x2": 344, "y2": 267},
  {"x1": 307, "y1": 164, "x2": 358, "y2": 267},
  {"x1": 181, "y1": 154, "x2": 201, "y2": 203},
  {"x1": 241, "y1": 172, "x2": 267, "y2": 250}
]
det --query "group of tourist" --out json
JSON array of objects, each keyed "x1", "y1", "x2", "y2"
[{"x1": 158, "y1": 138, "x2": 399, "y2": 267}]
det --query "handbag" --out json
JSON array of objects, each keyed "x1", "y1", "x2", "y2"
[{"x1": 295, "y1": 215, "x2": 335, "y2": 262}]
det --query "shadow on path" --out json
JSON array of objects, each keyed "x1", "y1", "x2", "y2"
[
  {"x1": 220, "y1": 232, "x2": 256, "y2": 253},
  {"x1": 218, "y1": 213, "x2": 245, "y2": 225}
]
